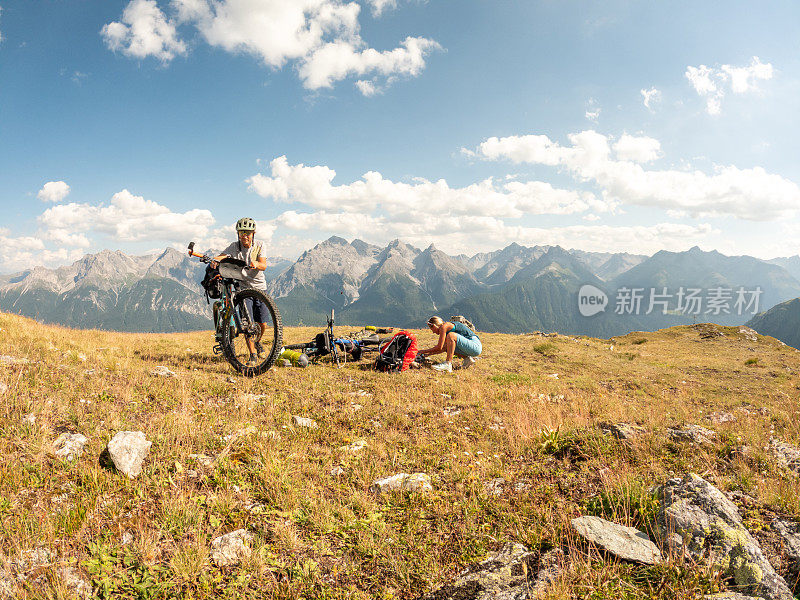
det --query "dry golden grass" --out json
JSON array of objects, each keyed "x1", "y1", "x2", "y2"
[{"x1": 1, "y1": 312, "x2": 800, "y2": 598}]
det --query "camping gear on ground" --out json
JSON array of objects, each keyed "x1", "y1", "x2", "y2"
[
  {"x1": 279, "y1": 348, "x2": 309, "y2": 367},
  {"x1": 374, "y1": 330, "x2": 418, "y2": 372}
]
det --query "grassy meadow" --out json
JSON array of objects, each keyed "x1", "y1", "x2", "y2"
[{"x1": 1, "y1": 311, "x2": 800, "y2": 599}]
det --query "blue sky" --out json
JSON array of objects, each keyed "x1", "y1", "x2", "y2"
[{"x1": 1, "y1": 0, "x2": 799, "y2": 272}]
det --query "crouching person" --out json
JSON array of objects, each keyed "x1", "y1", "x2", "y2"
[{"x1": 418, "y1": 316, "x2": 481, "y2": 373}]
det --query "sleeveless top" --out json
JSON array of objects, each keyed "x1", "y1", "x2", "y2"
[{"x1": 450, "y1": 321, "x2": 478, "y2": 339}]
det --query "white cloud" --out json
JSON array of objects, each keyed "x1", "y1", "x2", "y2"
[
  {"x1": 365, "y1": 0, "x2": 397, "y2": 17},
  {"x1": 722, "y1": 56, "x2": 773, "y2": 93},
  {"x1": 585, "y1": 98, "x2": 600, "y2": 123},
  {"x1": 612, "y1": 134, "x2": 661, "y2": 163},
  {"x1": 247, "y1": 155, "x2": 614, "y2": 220},
  {"x1": 37, "y1": 181, "x2": 71, "y2": 203},
  {"x1": 0, "y1": 230, "x2": 86, "y2": 273},
  {"x1": 102, "y1": 0, "x2": 187, "y2": 62},
  {"x1": 0, "y1": 6, "x2": 4, "y2": 44},
  {"x1": 38, "y1": 189, "x2": 215, "y2": 242},
  {"x1": 640, "y1": 87, "x2": 661, "y2": 111},
  {"x1": 685, "y1": 57, "x2": 773, "y2": 115},
  {"x1": 104, "y1": 0, "x2": 440, "y2": 94},
  {"x1": 266, "y1": 209, "x2": 716, "y2": 256},
  {"x1": 473, "y1": 130, "x2": 800, "y2": 220}
]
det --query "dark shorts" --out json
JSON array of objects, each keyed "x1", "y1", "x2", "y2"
[{"x1": 242, "y1": 297, "x2": 270, "y2": 323}]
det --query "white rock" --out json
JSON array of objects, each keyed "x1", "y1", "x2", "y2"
[
  {"x1": 52, "y1": 433, "x2": 89, "y2": 462},
  {"x1": 188, "y1": 453, "x2": 216, "y2": 468},
  {"x1": 59, "y1": 566, "x2": 92, "y2": 599},
  {"x1": 370, "y1": 473, "x2": 433, "y2": 495},
  {"x1": 484, "y1": 478, "x2": 505, "y2": 497},
  {"x1": 151, "y1": 366, "x2": 176, "y2": 378},
  {"x1": 0, "y1": 382, "x2": 8, "y2": 394},
  {"x1": 292, "y1": 416, "x2": 318, "y2": 429},
  {"x1": 210, "y1": 529, "x2": 253, "y2": 567},
  {"x1": 22, "y1": 413, "x2": 35, "y2": 426},
  {"x1": 341, "y1": 440, "x2": 367, "y2": 453},
  {"x1": 330, "y1": 466, "x2": 345, "y2": 477},
  {"x1": 571, "y1": 516, "x2": 662, "y2": 564},
  {"x1": 0, "y1": 355, "x2": 29, "y2": 366},
  {"x1": 547, "y1": 373, "x2": 559, "y2": 379},
  {"x1": 107, "y1": 431, "x2": 152, "y2": 477},
  {"x1": 121, "y1": 531, "x2": 134, "y2": 545},
  {"x1": 443, "y1": 406, "x2": 462, "y2": 417}
]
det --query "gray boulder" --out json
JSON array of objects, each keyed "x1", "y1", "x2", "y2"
[
  {"x1": 769, "y1": 438, "x2": 800, "y2": 476},
  {"x1": 600, "y1": 422, "x2": 644, "y2": 440},
  {"x1": 571, "y1": 516, "x2": 662, "y2": 564},
  {"x1": 291, "y1": 416, "x2": 318, "y2": 429},
  {"x1": 772, "y1": 518, "x2": 800, "y2": 580},
  {"x1": 658, "y1": 473, "x2": 792, "y2": 600},
  {"x1": 667, "y1": 424, "x2": 717, "y2": 445},
  {"x1": 421, "y1": 542, "x2": 562, "y2": 600},
  {"x1": 211, "y1": 529, "x2": 253, "y2": 567},
  {"x1": 107, "y1": 431, "x2": 152, "y2": 477},
  {"x1": 52, "y1": 433, "x2": 89, "y2": 461},
  {"x1": 370, "y1": 473, "x2": 433, "y2": 495}
]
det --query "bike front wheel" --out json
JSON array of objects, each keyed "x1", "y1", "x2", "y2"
[{"x1": 221, "y1": 288, "x2": 283, "y2": 376}]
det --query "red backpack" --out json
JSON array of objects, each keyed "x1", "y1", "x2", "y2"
[{"x1": 374, "y1": 330, "x2": 418, "y2": 372}]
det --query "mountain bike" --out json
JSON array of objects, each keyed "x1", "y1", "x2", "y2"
[
  {"x1": 284, "y1": 317, "x2": 392, "y2": 365},
  {"x1": 188, "y1": 242, "x2": 283, "y2": 376}
]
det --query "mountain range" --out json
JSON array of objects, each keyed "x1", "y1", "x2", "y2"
[{"x1": 1, "y1": 238, "x2": 799, "y2": 338}]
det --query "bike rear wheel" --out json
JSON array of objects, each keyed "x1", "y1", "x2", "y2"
[{"x1": 221, "y1": 288, "x2": 283, "y2": 376}]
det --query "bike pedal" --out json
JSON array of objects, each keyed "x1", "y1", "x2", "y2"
[{"x1": 213, "y1": 344, "x2": 223, "y2": 355}]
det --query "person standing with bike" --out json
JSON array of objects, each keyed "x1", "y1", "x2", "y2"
[{"x1": 212, "y1": 217, "x2": 271, "y2": 367}]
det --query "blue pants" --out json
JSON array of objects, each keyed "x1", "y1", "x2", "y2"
[
  {"x1": 242, "y1": 297, "x2": 269, "y2": 323},
  {"x1": 453, "y1": 333, "x2": 482, "y2": 357}
]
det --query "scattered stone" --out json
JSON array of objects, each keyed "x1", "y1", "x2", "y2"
[
  {"x1": 12, "y1": 548, "x2": 55, "y2": 575},
  {"x1": 52, "y1": 433, "x2": 89, "y2": 462},
  {"x1": 705, "y1": 594, "x2": 763, "y2": 600},
  {"x1": 695, "y1": 324, "x2": 725, "y2": 339},
  {"x1": 121, "y1": 531, "x2": 134, "y2": 545},
  {"x1": 330, "y1": 466, "x2": 345, "y2": 477},
  {"x1": 77, "y1": 352, "x2": 87, "y2": 362},
  {"x1": 107, "y1": 431, "x2": 152, "y2": 478},
  {"x1": 347, "y1": 390, "x2": 372, "y2": 397},
  {"x1": 667, "y1": 424, "x2": 718, "y2": 445},
  {"x1": 710, "y1": 411, "x2": 737, "y2": 425},
  {"x1": 239, "y1": 393, "x2": 269, "y2": 402},
  {"x1": 600, "y1": 422, "x2": 644, "y2": 440},
  {"x1": 349, "y1": 403, "x2": 362, "y2": 411},
  {"x1": 151, "y1": 365, "x2": 176, "y2": 378},
  {"x1": 22, "y1": 413, "x2": 35, "y2": 426},
  {"x1": 83, "y1": 369, "x2": 96, "y2": 376},
  {"x1": 513, "y1": 481, "x2": 532, "y2": 493},
  {"x1": 738, "y1": 326, "x2": 759, "y2": 342},
  {"x1": 211, "y1": 529, "x2": 253, "y2": 567},
  {"x1": 244, "y1": 501, "x2": 266, "y2": 514},
  {"x1": 483, "y1": 478, "x2": 505, "y2": 496},
  {"x1": 371, "y1": 419, "x2": 382, "y2": 429},
  {"x1": 59, "y1": 566, "x2": 92, "y2": 599},
  {"x1": 292, "y1": 416, "x2": 318, "y2": 429},
  {"x1": 341, "y1": 440, "x2": 367, "y2": 453},
  {"x1": 421, "y1": 542, "x2": 562, "y2": 600},
  {"x1": 658, "y1": 473, "x2": 793, "y2": 600},
  {"x1": 226, "y1": 376, "x2": 236, "y2": 383},
  {"x1": 772, "y1": 518, "x2": 800, "y2": 579},
  {"x1": 0, "y1": 382, "x2": 8, "y2": 394},
  {"x1": 189, "y1": 453, "x2": 216, "y2": 468},
  {"x1": 770, "y1": 438, "x2": 800, "y2": 476},
  {"x1": 571, "y1": 516, "x2": 662, "y2": 564},
  {"x1": 443, "y1": 406, "x2": 462, "y2": 417},
  {"x1": 371, "y1": 473, "x2": 433, "y2": 495},
  {"x1": 547, "y1": 373, "x2": 559, "y2": 379},
  {"x1": 222, "y1": 426, "x2": 258, "y2": 443},
  {"x1": 0, "y1": 355, "x2": 29, "y2": 366}
]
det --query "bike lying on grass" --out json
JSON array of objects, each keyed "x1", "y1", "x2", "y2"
[
  {"x1": 188, "y1": 242, "x2": 283, "y2": 376},
  {"x1": 283, "y1": 310, "x2": 392, "y2": 366}
]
